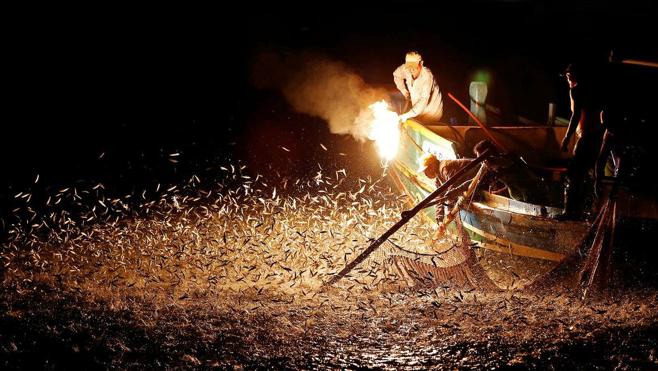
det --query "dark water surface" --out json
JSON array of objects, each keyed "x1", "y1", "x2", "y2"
[{"x1": 2, "y1": 110, "x2": 658, "y2": 369}]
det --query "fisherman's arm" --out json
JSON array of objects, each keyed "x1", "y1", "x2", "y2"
[
  {"x1": 401, "y1": 74, "x2": 432, "y2": 121},
  {"x1": 561, "y1": 89, "x2": 581, "y2": 152},
  {"x1": 439, "y1": 160, "x2": 476, "y2": 197},
  {"x1": 393, "y1": 65, "x2": 410, "y2": 99}
]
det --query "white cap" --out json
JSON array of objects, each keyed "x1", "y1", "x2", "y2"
[{"x1": 405, "y1": 51, "x2": 422, "y2": 64}]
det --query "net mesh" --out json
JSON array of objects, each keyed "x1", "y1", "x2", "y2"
[
  {"x1": 360, "y1": 215, "x2": 499, "y2": 291},
  {"x1": 346, "y1": 163, "x2": 501, "y2": 291}
]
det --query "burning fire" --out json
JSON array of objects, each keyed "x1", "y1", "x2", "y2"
[{"x1": 367, "y1": 100, "x2": 400, "y2": 161}]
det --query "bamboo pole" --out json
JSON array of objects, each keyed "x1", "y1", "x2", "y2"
[
  {"x1": 322, "y1": 148, "x2": 492, "y2": 288},
  {"x1": 447, "y1": 92, "x2": 509, "y2": 153}
]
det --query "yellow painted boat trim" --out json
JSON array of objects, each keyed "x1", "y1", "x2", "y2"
[
  {"x1": 392, "y1": 161, "x2": 435, "y2": 194},
  {"x1": 403, "y1": 119, "x2": 449, "y2": 145},
  {"x1": 461, "y1": 221, "x2": 566, "y2": 262},
  {"x1": 388, "y1": 163, "x2": 437, "y2": 226}
]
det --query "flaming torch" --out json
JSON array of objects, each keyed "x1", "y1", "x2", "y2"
[{"x1": 366, "y1": 100, "x2": 401, "y2": 163}]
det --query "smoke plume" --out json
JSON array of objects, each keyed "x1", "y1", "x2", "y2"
[{"x1": 251, "y1": 52, "x2": 389, "y2": 141}]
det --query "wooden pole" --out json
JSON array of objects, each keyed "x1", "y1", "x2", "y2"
[
  {"x1": 447, "y1": 92, "x2": 509, "y2": 153},
  {"x1": 322, "y1": 148, "x2": 491, "y2": 288}
]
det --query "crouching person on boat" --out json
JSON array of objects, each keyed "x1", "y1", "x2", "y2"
[
  {"x1": 393, "y1": 51, "x2": 444, "y2": 124},
  {"x1": 420, "y1": 140, "x2": 551, "y2": 224},
  {"x1": 419, "y1": 152, "x2": 477, "y2": 223}
]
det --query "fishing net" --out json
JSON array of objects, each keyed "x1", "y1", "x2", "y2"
[
  {"x1": 381, "y1": 217, "x2": 499, "y2": 291},
  {"x1": 354, "y1": 164, "x2": 500, "y2": 291},
  {"x1": 523, "y1": 192, "x2": 618, "y2": 298}
]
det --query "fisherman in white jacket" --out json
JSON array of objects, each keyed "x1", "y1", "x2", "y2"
[{"x1": 393, "y1": 51, "x2": 444, "y2": 123}]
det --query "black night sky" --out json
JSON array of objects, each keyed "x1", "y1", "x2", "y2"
[
  {"x1": 2, "y1": 2, "x2": 657, "y2": 221},
  {"x1": 4, "y1": 3, "x2": 656, "y2": 176}
]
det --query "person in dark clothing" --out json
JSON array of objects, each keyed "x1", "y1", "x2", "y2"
[
  {"x1": 557, "y1": 64, "x2": 604, "y2": 220},
  {"x1": 594, "y1": 108, "x2": 623, "y2": 197},
  {"x1": 420, "y1": 153, "x2": 476, "y2": 223}
]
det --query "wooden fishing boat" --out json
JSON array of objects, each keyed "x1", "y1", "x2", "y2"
[{"x1": 387, "y1": 119, "x2": 657, "y2": 288}]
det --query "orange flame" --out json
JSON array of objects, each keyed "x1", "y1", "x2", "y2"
[{"x1": 367, "y1": 100, "x2": 400, "y2": 162}]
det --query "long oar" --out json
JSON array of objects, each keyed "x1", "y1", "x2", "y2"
[
  {"x1": 447, "y1": 92, "x2": 566, "y2": 173},
  {"x1": 447, "y1": 92, "x2": 508, "y2": 153},
  {"x1": 322, "y1": 148, "x2": 492, "y2": 288}
]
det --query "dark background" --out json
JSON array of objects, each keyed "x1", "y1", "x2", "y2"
[{"x1": 3, "y1": 1, "x2": 657, "y2": 227}]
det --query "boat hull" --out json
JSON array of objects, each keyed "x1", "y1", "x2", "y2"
[{"x1": 390, "y1": 120, "x2": 593, "y2": 287}]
